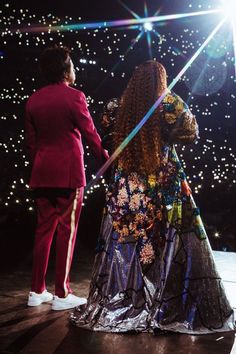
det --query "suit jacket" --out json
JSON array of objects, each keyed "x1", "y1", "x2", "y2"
[{"x1": 25, "y1": 82, "x2": 109, "y2": 188}]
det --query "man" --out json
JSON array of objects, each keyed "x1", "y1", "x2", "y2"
[{"x1": 25, "y1": 46, "x2": 109, "y2": 310}]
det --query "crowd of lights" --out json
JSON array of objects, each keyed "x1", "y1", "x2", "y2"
[{"x1": 0, "y1": 0, "x2": 235, "y2": 220}]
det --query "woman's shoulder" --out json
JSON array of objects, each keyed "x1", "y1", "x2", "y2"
[
  {"x1": 162, "y1": 91, "x2": 188, "y2": 111},
  {"x1": 161, "y1": 91, "x2": 199, "y2": 144},
  {"x1": 161, "y1": 91, "x2": 189, "y2": 124}
]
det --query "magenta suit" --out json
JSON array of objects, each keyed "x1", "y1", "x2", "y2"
[{"x1": 25, "y1": 82, "x2": 108, "y2": 297}]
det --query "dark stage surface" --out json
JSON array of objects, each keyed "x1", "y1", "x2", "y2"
[{"x1": 0, "y1": 250, "x2": 235, "y2": 354}]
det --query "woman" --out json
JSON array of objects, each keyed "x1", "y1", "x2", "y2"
[{"x1": 71, "y1": 61, "x2": 235, "y2": 334}]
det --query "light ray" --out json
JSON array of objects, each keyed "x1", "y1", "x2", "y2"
[
  {"x1": 114, "y1": 25, "x2": 141, "y2": 31},
  {"x1": 14, "y1": 9, "x2": 222, "y2": 33},
  {"x1": 117, "y1": 0, "x2": 141, "y2": 19},
  {"x1": 146, "y1": 30, "x2": 153, "y2": 59},
  {"x1": 153, "y1": 8, "x2": 162, "y2": 17},
  {"x1": 85, "y1": 17, "x2": 226, "y2": 191},
  {"x1": 144, "y1": 2, "x2": 149, "y2": 18}
]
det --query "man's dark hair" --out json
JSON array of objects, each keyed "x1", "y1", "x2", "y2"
[{"x1": 39, "y1": 46, "x2": 72, "y2": 84}]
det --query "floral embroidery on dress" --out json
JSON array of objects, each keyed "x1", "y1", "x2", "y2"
[
  {"x1": 105, "y1": 145, "x2": 207, "y2": 265},
  {"x1": 140, "y1": 242, "x2": 155, "y2": 264},
  {"x1": 107, "y1": 147, "x2": 178, "y2": 263},
  {"x1": 117, "y1": 186, "x2": 128, "y2": 207},
  {"x1": 161, "y1": 92, "x2": 187, "y2": 123},
  {"x1": 159, "y1": 92, "x2": 198, "y2": 145}
]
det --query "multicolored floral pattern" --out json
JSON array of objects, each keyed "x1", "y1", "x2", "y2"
[
  {"x1": 160, "y1": 92, "x2": 188, "y2": 124},
  {"x1": 106, "y1": 145, "x2": 207, "y2": 265},
  {"x1": 159, "y1": 92, "x2": 198, "y2": 144}
]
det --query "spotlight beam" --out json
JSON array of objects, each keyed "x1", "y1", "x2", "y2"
[
  {"x1": 13, "y1": 9, "x2": 222, "y2": 33},
  {"x1": 85, "y1": 17, "x2": 226, "y2": 191}
]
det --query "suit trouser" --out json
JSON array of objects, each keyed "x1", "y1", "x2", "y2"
[{"x1": 31, "y1": 187, "x2": 84, "y2": 298}]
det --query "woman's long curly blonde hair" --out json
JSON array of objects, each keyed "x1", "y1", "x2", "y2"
[{"x1": 113, "y1": 60, "x2": 167, "y2": 175}]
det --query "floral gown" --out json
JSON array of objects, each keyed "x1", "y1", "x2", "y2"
[{"x1": 71, "y1": 93, "x2": 235, "y2": 334}]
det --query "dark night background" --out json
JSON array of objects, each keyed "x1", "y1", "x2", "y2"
[{"x1": 0, "y1": 0, "x2": 236, "y2": 274}]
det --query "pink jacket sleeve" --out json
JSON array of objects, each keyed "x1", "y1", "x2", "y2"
[
  {"x1": 25, "y1": 101, "x2": 37, "y2": 164},
  {"x1": 72, "y1": 92, "x2": 109, "y2": 164}
]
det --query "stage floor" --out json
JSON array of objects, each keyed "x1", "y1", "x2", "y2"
[{"x1": 0, "y1": 250, "x2": 235, "y2": 354}]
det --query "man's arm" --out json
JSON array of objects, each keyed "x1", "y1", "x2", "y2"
[
  {"x1": 72, "y1": 92, "x2": 109, "y2": 164},
  {"x1": 25, "y1": 102, "x2": 37, "y2": 164}
]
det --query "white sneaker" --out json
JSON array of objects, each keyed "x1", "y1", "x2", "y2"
[
  {"x1": 27, "y1": 290, "x2": 53, "y2": 307},
  {"x1": 51, "y1": 293, "x2": 87, "y2": 311}
]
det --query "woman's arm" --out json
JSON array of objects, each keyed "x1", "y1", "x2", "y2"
[{"x1": 161, "y1": 92, "x2": 199, "y2": 144}]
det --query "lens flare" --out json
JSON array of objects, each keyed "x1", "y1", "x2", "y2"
[
  {"x1": 221, "y1": 0, "x2": 236, "y2": 20},
  {"x1": 220, "y1": 0, "x2": 236, "y2": 80},
  {"x1": 143, "y1": 22, "x2": 153, "y2": 31}
]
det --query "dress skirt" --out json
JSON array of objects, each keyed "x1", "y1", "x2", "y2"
[{"x1": 71, "y1": 147, "x2": 235, "y2": 334}]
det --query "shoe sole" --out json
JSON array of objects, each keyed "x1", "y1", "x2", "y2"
[
  {"x1": 51, "y1": 300, "x2": 87, "y2": 311},
  {"x1": 27, "y1": 298, "x2": 53, "y2": 307},
  {"x1": 27, "y1": 301, "x2": 43, "y2": 307}
]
